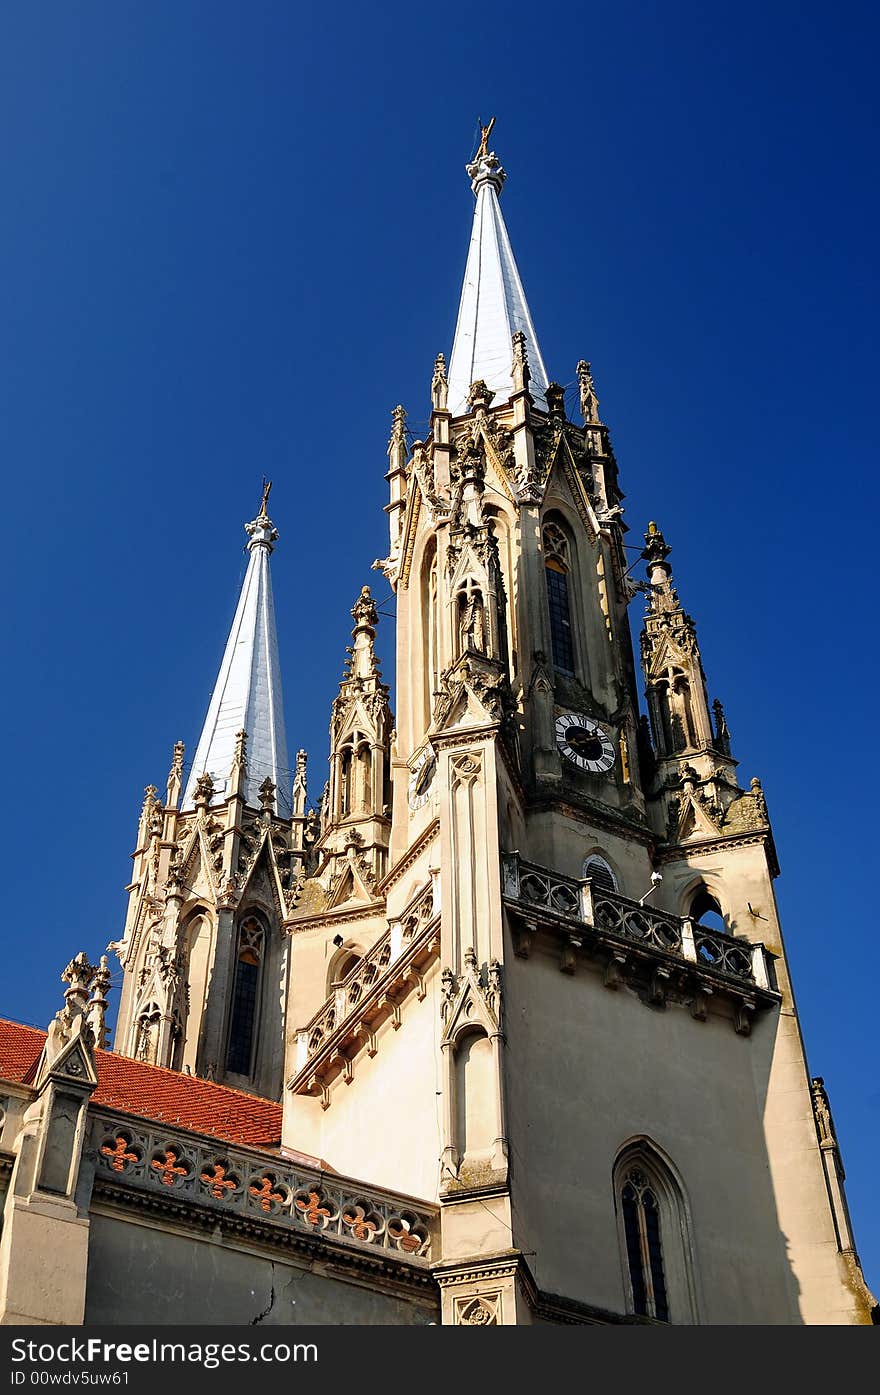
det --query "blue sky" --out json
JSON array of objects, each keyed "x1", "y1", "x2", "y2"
[{"x1": 1, "y1": 3, "x2": 877, "y2": 1288}]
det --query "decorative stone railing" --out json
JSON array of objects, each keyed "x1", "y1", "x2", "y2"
[
  {"x1": 89, "y1": 1108, "x2": 437, "y2": 1262},
  {"x1": 290, "y1": 881, "x2": 440, "y2": 1094},
  {"x1": 501, "y1": 854, "x2": 775, "y2": 1007}
]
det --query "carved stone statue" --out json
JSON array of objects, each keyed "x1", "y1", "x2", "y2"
[
  {"x1": 577, "y1": 360, "x2": 599, "y2": 423},
  {"x1": 461, "y1": 593, "x2": 486, "y2": 653}
]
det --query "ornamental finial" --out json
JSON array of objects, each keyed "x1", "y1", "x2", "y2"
[
  {"x1": 467, "y1": 118, "x2": 505, "y2": 196},
  {"x1": 476, "y1": 116, "x2": 496, "y2": 161},
  {"x1": 245, "y1": 483, "x2": 278, "y2": 552}
]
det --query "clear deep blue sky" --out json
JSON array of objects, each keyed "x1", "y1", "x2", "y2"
[{"x1": 1, "y1": 3, "x2": 877, "y2": 1288}]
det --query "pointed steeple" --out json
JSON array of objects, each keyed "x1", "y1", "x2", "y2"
[
  {"x1": 183, "y1": 483, "x2": 291, "y2": 814},
  {"x1": 447, "y1": 121, "x2": 550, "y2": 417}
]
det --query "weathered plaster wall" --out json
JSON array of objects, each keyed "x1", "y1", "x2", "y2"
[
  {"x1": 503, "y1": 937, "x2": 800, "y2": 1324},
  {"x1": 85, "y1": 1214, "x2": 438, "y2": 1325}
]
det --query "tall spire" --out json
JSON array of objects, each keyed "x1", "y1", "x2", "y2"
[
  {"x1": 182, "y1": 485, "x2": 291, "y2": 814},
  {"x1": 447, "y1": 120, "x2": 549, "y2": 417}
]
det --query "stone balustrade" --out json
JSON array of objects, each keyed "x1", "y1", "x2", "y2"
[
  {"x1": 501, "y1": 853, "x2": 774, "y2": 997},
  {"x1": 90, "y1": 1108, "x2": 437, "y2": 1261},
  {"x1": 291, "y1": 881, "x2": 439, "y2": 1089}
]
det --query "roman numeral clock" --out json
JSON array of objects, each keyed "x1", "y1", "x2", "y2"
[{"x1": 555, "y1": 713, "x2": 616, "y2": 774}]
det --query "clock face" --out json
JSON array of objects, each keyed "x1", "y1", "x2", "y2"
[
  {"x1": 555, "y1": 713, "x2": 615, "y2": 774},
  {"x1": 408, "y1": 746, "x2": 437, "y2": 810}
]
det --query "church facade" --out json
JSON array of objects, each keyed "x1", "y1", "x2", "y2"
[{"x1": 0, "y1": 132, "x2": 874, "y2": 1326}]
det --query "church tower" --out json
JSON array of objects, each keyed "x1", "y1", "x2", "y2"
[
  {"x1": 280, "y1": 127, "x2": 874, "y2": 1324},
  {"x1": 112, "y1": 487, "x2": 308, "y2": 1099}
]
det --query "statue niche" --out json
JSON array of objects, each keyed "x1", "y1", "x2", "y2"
[{"x1": 457, "y1": 579, "x2": 487, "y2": 657}]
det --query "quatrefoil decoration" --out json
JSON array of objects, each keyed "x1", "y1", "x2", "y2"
[
  {"x1": 150, "y1": 1146, "x2": 189, "y2": 1187},
  {"x1": 249, "y1": 1174, "x2": 288, "y2": 1214},
  {"x1": 100, "y1": 1134, "x2": 142, "y2": 1174},
  {"x1": 294, "y1": 1189, "x2": 333, "y2": 1227},
  {"x1": 387, "y1": 1215, "x2": 426, "y2": 1254},
  {"x1": 341, "y1": 1203, "x2": 380, "y2": 1242},
  {"x1": 200, "y1": 1162, "x2": 240, "y2": 1200}
]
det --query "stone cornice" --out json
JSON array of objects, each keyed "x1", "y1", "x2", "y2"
[
  {"x1": 656, "y1": 828, "x2": 780, "y2": 877},
  {"x1": 431, "y1": 724, "x2": 500, "y2": 751},
  {"x1": 432, "y1": 1248, "x2": 651, "y2": 1324},
  {"x1": 285, "y1": 900, "x2": 387, "y2": 935},
  {"x1": 432, "y1": 1249, "x2": 522, "y2": 1287},
  {"x1": 527, "y1": 793, "x2": 654, "y2": 847},
  {"x1": 90, "y1": 1182, "x2": 438, "y2": 1299}
]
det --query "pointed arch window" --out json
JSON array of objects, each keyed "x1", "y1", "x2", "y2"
[
  {"x1": 614, "y1": 1144, "x2": 698, "y2": 1324},
  {"x1": 543, "y1": 520, "x2": 575, "y2": 677},
  {"x1": 421, "y1": 539, "x2": 439, "y2": 732},
  {"x1": 621, "y1": 1168, "x2": 669, "y2": 1321},
  {"x1": 339, "y1": 732, "x2": 371, "y2": 817},
  {"x1": 690, "y1": 886, "x2": 726, "y2": 935},
  {"x1": 226, "y1": 918, "x2": 264, "y2": 1077}
]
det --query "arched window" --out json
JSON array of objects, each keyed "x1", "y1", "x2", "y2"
[
  {"x1": 339, "y1": 743, "x2": 353, "y2": 817},
  {"x1": 614, "y1": 1143, "x2": 698, "y2": 1323},
  {"x1": 454, "y1": 1028, "x2": 494, "y2": 1168},
  {"x1": 484, "y1": 505, "x2": 513, "y2": 676},
  {"x1": 179, "y1": 910, "x2": 213, "y2": 1073},
  {"x1": 543, "y1": 520, "x2": 575, "y2": 676},
  {"x1": 621, "y1": 1166, "x2": 669, "y2": 1321},
  {"x1": 690, "y1": 886, "x2": 726, "y2": 935},
  {"x1": 328, "y1": 944, "x2": 363, "y2": 992},
  {"x1": 427, "y1": 546, "x2": 438, "y2": 725},
  {"x1": 583, "y1": 854, "x2": 617, "y2": 892},
  {"x1": 339, "y1": 733, "x2": 371, "y2": 817},
  {"x1": 226, "y1": 918, "x2": 264, "y2": 1077},
  {"x1": 655, "y1": 670, "x2": 696, "y2": 754}
]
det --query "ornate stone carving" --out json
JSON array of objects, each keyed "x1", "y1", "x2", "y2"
[
  {"x1": 387, "y1": 403, "x2": 407, "y2": 455},
  {"x1": 100, "y1": 1134, "x2": 142, "y2": 1174},
  {"x1": 577, "y1": 359, "x2": 600, "y2": 423},
  {"x1": 193, "y1": 772, "x2": 215, "y2": 809},
  {"x1": 450, "y1": 751, "x2": 482, "y2": 787},
  {"x1": 486, "y1": 959, "x2": 502, "y2": 1019},
  {"x1": 249, "y1": 1174, "x2": 288, "y2": 1213},
  {"x1": 455, "y1": 1293, "x2": 500, "y2": 1325},
  {"x1": 811, "y1": 1077, "x2": 837, "y2": 1146},
  {"x1": 431, "y1": 352, "x2": 448, "y2": 411},
  {"x1": 440, "y1": 967, "x2": 457, "y2": 1023},
  {"x1": 258, "y1": 776, "x2": 276, "y2": 814}
]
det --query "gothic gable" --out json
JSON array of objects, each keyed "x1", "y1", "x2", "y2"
[
  {"x1": 237, "y1": 836, "x2": 287, "y2": 923},
  {"x1": 542, "y1": 434, "x2": 599, "y2": 542}
]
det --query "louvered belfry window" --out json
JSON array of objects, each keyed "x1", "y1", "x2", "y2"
[{"x1": 583, "y1": 855, "x2": 616, "y2": 892}]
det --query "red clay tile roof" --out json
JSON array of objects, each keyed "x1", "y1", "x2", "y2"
[{"x1": 0, "y1": 1019, "x2": 282, "y2": 1149}]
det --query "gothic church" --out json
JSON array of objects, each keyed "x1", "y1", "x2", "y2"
[{"x1": 0, "y1": 130, "x2": 874, "y2": 1326}]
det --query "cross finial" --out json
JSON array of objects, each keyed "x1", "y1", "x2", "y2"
[
  {"x1": 476, "y1": 116, "x2": 496, "y2": 160},
  {"x1": 259, "y1": 478, "x2": 272, "y2": 517}
]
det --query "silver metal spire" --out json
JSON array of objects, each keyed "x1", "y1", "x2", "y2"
[
  {"x1": 447, "y1": 124, "x2": 549, "y2": 417},
  {"x1": 182, "y1": 486, "x2": 291, "y2": 815}
]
